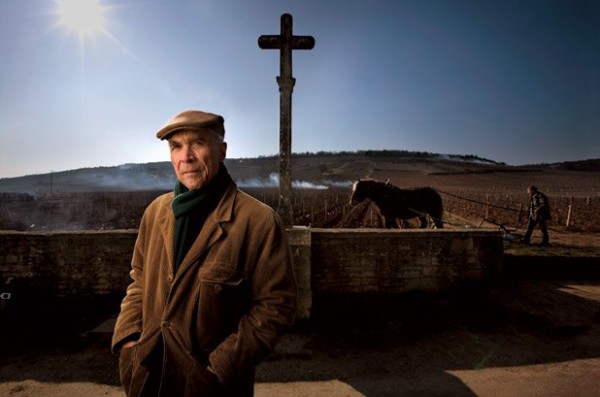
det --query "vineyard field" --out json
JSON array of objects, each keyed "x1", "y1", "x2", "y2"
[{"x1": 1, "y1": 156, "x2": 598, "y2": 233}]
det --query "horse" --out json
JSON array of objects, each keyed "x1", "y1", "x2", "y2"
[{"x1": 350, "y1": 179, "x2": 444, "y2": 228}]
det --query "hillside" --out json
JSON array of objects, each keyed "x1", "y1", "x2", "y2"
[{"x1": 0, "y1": 150, "x2": 512, "y2": 194}]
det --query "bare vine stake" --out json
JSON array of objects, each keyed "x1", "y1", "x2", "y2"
[
  {"x1": 566, "y1": 204, "x2": 573, "y2": 227},
  {"x1": 516, "y1": 203, "x2": 523, "y2": 227}
]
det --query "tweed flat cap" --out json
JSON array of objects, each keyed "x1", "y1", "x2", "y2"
[{"x1": 156, "y1": 110, "x2": 225, "y2": 140}]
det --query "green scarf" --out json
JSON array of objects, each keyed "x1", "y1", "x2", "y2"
[{"x1": 171, "y1": 164, "x2": 231, "y2": 272}]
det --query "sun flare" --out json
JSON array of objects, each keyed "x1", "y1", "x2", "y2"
[{"x1": 54, "y1": 0, "x2": 109, "y2": 41}]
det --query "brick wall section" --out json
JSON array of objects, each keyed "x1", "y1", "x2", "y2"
[
  {"x1": 0, "y1": 229, "x2": 503, "y2": 318},
  {"x1": 0, "y1": 231, "x2": 137, "y2": 297},
  {"x1": 310, "y1": 229, "x2": 504, "y2": 293}
]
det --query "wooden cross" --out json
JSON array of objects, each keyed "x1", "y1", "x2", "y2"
[{"x1": 258, "y1": 13, "x2": 315, "y2": 227}]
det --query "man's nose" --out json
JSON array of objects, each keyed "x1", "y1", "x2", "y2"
[{"x1": 182, "y1": 146, "x2": 195, "y2": 161}]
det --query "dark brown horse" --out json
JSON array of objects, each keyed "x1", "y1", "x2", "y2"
[{"x1": 350, "y1": 179, "x2": 444, "y2": 228}]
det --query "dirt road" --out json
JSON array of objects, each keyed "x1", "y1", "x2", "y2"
[{"x1": 1, "y1": 272, "x2": 600, "y2": 397}]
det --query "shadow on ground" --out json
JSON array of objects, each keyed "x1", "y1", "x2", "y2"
[{"x1": 1, "y1": 278, "x2": 600, "y2": 396}]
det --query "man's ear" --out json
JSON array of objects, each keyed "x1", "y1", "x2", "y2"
[{"x1": 219, "y1": 142, "x2": 227, "y2": 161}]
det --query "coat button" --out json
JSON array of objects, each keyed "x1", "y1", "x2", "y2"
[
  {"x1": 161, "y1": 321, "x2": 171, "y2": 329},
  {"x1": 214, "y1": 284, "x2": 223, "y2": 293}
]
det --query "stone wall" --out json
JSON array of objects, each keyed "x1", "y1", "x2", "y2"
[
  {"x1": 0, "y1": 229, "x2": 504, "y2": 319},
  {"x1": 309, "y1": 228, "x2": 503, "y2": 293},
  {"x1": 0, "y1": 231, "x2": 137, "y2": 298}
]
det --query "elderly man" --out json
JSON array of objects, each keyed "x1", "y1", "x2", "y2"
[{"x1": 112, "y1": 110, "x2": 297, "y2": 397}]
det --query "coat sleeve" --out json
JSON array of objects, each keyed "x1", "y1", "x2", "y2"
[
  {"x1": 208, "y1": 211, "x2": 297, "y2": 384},
  {"x1": 111, "y1": 214, "x2": 148, "y2": 354}
]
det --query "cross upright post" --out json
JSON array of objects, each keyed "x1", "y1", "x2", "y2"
[{"x1": 258, "y1": 13, "x2": 315, "y2": 227}]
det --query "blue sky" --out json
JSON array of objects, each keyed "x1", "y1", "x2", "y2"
[{"x1": 0, "y1": 0, "x2": 598, "y2": 178}]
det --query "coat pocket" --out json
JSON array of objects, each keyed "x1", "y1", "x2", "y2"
[
  {"x1": 199, "y1": 264, "x2": 244, "y2": 286},
  {"x1": 184, "y1": 353, "x2": 223, "y2": 397},
  {"x1": 196, "y1": 264, "x2": 246, "y2": 350},
  {"x1": 118, "y1": 345, "x2": 136, "y2": 392}
]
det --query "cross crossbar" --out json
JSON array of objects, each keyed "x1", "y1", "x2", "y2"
[{"x1": 258, "y1": 35, "x2": 315, "y2": 50}]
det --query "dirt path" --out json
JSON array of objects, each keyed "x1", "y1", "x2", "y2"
[{"x1": 2, "y1": 273, "x2": 600, "y2": 397}]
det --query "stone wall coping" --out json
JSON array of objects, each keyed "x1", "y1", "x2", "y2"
[
  {"x1": 289, "y1": 227, "x2": 503, "y2": 236},
  {"x1": 1, "y1": 228, "x2": 503, "y2": 237},
  {"x1": 0, "y1": 229, "x2": 139, "y2": 236}
]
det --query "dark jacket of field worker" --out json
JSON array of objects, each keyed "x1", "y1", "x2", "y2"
[
  {"x1": 111, "y1": 169, "x2": 297, "y2": 397},
  {"x1": 528, "y1": 189, "x2": 551, "y2": 221},
  {"x1": 523, "y1": 186, "x2": 551, "y2": 245}
]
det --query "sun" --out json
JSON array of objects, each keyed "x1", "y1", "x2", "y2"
[{"x1": 54, "y1": 0, "x2": 109, "y2": 42}]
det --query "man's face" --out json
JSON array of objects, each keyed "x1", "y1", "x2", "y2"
[{"x1": 168, "y1": 129, "x2": 227, "y2": 190}]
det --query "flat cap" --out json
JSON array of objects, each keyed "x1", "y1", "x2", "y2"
[{"x1": 156, "y1": 110, "x2": 225, "y2": 140}]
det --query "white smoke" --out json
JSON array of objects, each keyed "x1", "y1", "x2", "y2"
[
  {"x1": 236, "y1": 173, "x2": 352, "y2": 190},
  {"x1": 236, "y1": 173, "x2": 280, "y2": 188},
  {"x1": 324, "y1": 180, "x2": 354, "y2": 188}
]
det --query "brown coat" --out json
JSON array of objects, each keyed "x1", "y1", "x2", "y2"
[{"x1": 112, "y1": 182, "x2": 297, "y2": 397}]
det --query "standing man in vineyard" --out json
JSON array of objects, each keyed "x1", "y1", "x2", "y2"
[
  {"x1": 523, "y1": 185, "x2": 551, "y2": 246},
  {"x1": 112, "y1": 110, "x2": 297, "y2": 397}
]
